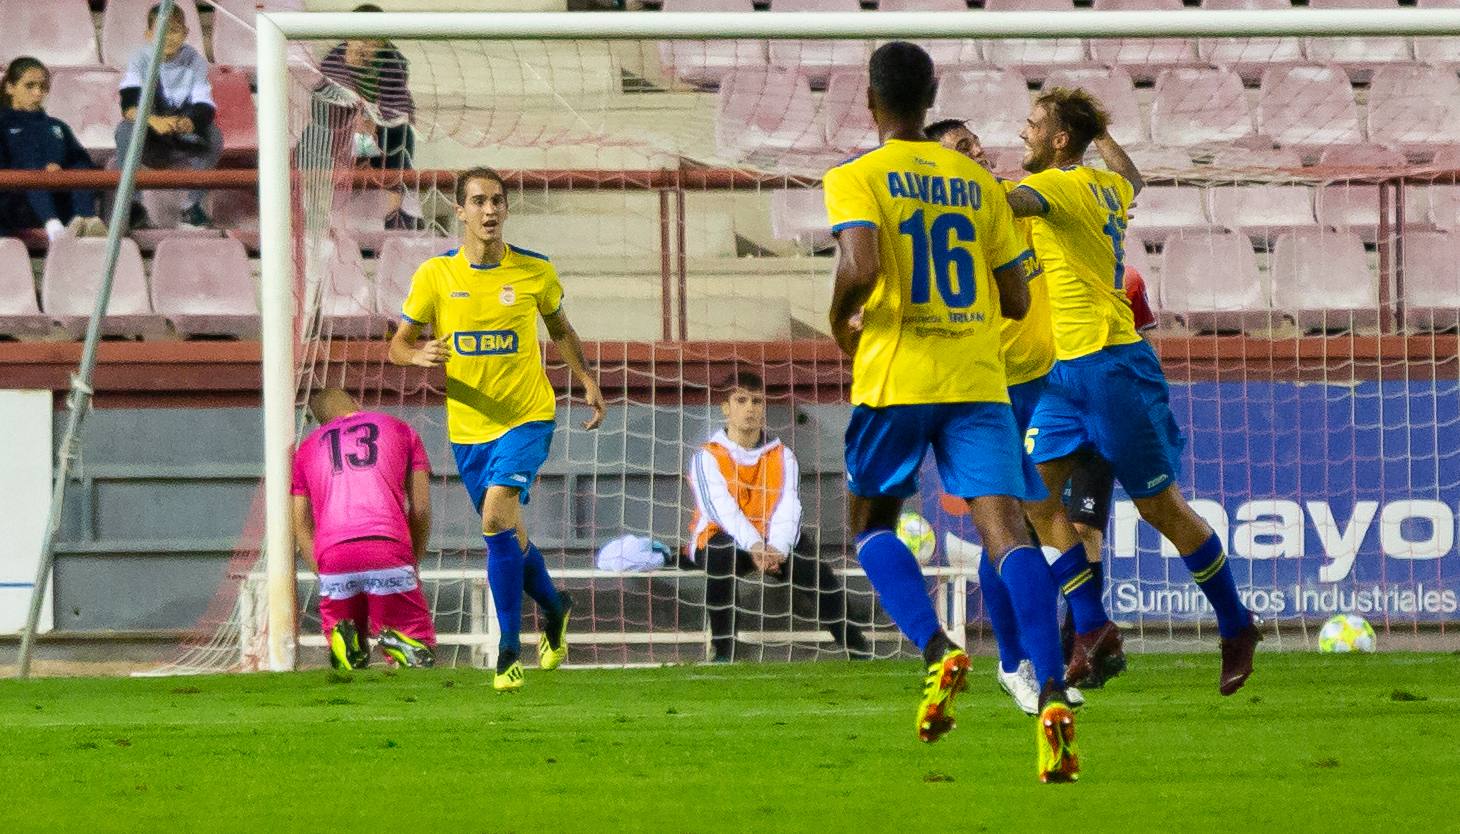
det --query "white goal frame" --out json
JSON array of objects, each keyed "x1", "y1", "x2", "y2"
[{"x1": 256, "y1": 8, "x2": 1460, "y2": 672}]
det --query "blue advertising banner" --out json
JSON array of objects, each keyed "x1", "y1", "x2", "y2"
[{"x1": 918, "y1": 380, "x2": 1460, "y2": 622}]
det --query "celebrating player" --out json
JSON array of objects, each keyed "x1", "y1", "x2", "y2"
[
  {"x1": 825, "y1": 43, "x2": 1078, "y2": 781},
  {"x1": 291, "y1": 388, "x2": 437, "y2": 669},
  {"x1": 388, "y1": 166, "x2": 606, "y2": 691},
  {"x1": 1007, "y1": 89, "x2": 1261, "y2": 695}
]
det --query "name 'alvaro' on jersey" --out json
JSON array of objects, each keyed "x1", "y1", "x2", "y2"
[{"x1": 823, "y1": 139, "x2": 1032, "y2": 408}]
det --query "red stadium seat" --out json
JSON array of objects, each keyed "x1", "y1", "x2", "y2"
[
  {"x1": 1208, "y1": 185, "x2": 1317, "y2": 242},
  {"x1": 1419, "y1": 184, "x2": 1460, "y2": 230},
  {"x1": 770, "y1": 188, "x2": 833, "y2": 253},
  {"x1": 1159, "y1": 229, "x2": 1272, "y2": 332},
  {"x1": 876, "y1": 0, "x2": 980, "y2": 71},
  {"x1": 376, "y1": 236, "x2": 454, "y2": 318},
  {"x1": 1089, "y1": 0, "x2": 1201, "y2": 83},
  {"x1": 1149, "y1": 68, "x2": 1254, "y2": 148},
  {"x1": 1368, "y1": 64, "x2": 1460, "y2": 155},
  {"x1": 982, "y1": 0, "x2": 1092, "y2": 82},
  {"x1": 715, "y1": 68, "x2": 825, "y2": 166},
  {"x1": 1400, "y1": 231, "x2": 1460, "y2": 330},
  {"x1": 45, "y1": 68, "x2": 123, "y2": 156},
  {"x1": 210, "y1": 65, "x2": 258, "y2": 159},
  {"x1": 657, "y1": 0, "x2": 766, "y2": 88},
  {"x1": 1256, "y1": 65, "x2": 1364, "y2": 157},
  {"x1": 767, "y1": 0, "x2": 871, "y2": 87},
  {"x1": 1198, "y1": 0, "x2": 1304, "y2": 83},
  {"x1": 149, "y1": 236, "x2": 259, "y2": 338},
  {"x1": 931, "y1": 68, "x2": 1030, "y2": 149},
  {"x1": 0, "y1": 237, "x2": 52, "y2": 339},
  {"x1": 1041, "y1": 67, "x2": 1146, "y2": 146},
  {"x1": 1127, "y1": 186, "x2": 1214, "y2": 245},
  {"x1": 310, "y1": 231, "x2": 378, "y2": 338},
  {"x1": 822, "y1": 71, "x2": 878, "y2": 155},
  {"x1": 8, "y1": 0, "x2": 100, "y2": 68},
  {"x1": 207, "y1": 187, "x2": 262, "y2": 251},
  {"x1": 1314, "y1": 144, "x2": 1410, "y2": 243},
  {"x1": 1305, "y1": 0, "x2": 1413, "y2": 81},
  {"x1": 210, "y1": 0, "x2": 307, "y2": 69},
  {"x1": 1270, "y1": 230, "x2": 1378, "y2": 331},
  {"x1": 1414, "y1": 0, "x2": 1460, "y2": 65},
  {"x1": 40, "y1": 237, "x2": 164, "y2": 338},
  {"x1": 101, "y1": 0, "x2": 207, "y2": 69},
  {"x1": 1209, "y1": 145, "x2": 1303, "y2": 171}
]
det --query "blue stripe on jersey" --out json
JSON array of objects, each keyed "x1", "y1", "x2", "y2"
[
  {"x1": 402, "y1": 311, "x2": 426, "y2": 325},
  {"x1": 995, "y1": 248, "x2": 1037, "y2": 274},
  {"x1": 509, "y1": 244, "x2": 551, "y2": 262},
  {"x1": 1015, "y1": 184, "x2": 1050, "y2": 214},
  {"x1": 831, "y1": 220, "x2": 877, "y2": 234}
]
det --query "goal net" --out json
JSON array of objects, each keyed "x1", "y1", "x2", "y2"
[{"x1": 151, "y1": 10, "x2": 1460, "y2": 675}]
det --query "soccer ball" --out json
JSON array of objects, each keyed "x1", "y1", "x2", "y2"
[
  {"x1": 897, "y1": 511, "x2": 937, "y2": 565},
  {"x1": 1317, "y1": 614, "x2": 1377, "y2": 653}
]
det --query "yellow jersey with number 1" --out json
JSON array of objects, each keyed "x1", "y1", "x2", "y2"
[
  {"x1": 1016, "y1": 165, "x2": 1141, "y2": 361},
  {"x1": 823, "y1": 139, "x2": 1033, "y2": 408},
  {"x1": 998, "y1": 179, "x2": 1055, "y2": 387}
]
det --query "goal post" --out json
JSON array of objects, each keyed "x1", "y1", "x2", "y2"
[{"x1": 249, "y1": 9, "x2": 1460, "y2": 673}]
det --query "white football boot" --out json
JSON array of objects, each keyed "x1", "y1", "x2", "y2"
[{"x1": 999, "y1": 659, "x2": 1085, "y2": 716}]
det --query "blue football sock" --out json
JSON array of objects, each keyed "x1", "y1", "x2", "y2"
[
  {"x1": 523, "y1": 541, "x2": 563, "y2": 617},
  {"x1": 485, "y1": 530, "x2": 526, "y2": 655},
  {"x1": 997, "y1": 545, "x2": 1066, "y2": 691},
  {"x1": 1181, "y1": 533, "x2": 1251, "y2": 639},
  {"x1": 978, "y1": 552, "x2": 1026, "y2": 674},
  {"x1": 1049, "y1": 542, "x2": 1110, "y2": 634},
  {"x1": 856, "y1": 529, "x2": 941, "y2": 652}
]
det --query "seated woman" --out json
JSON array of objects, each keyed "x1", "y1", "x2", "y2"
[{"x1": 0, "y1": 57, "x2": 107, "y2": 241}]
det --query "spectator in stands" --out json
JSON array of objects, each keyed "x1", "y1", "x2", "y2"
[
  {"x1": 0, "y1": 57, "x2": 107, "y2": 241},
  {"x1": 317, "y1": 3, "x2": 425, "y2": 230},
  {"x1": 115, "y1": 3, "x2": 222, "y2": 230},
  {"x1": 687, "y1": 370, "x2": 870, "y2": 662}
]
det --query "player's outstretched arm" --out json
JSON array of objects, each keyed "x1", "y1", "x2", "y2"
[
  {"x1": 1006, "y1": 186, "x2": 1047, "y2": 219},
  {"x1": 543, "y1": 307, "x2": 606, "y2": 430},
  {"x1": 1093, "y1": 132, "x2": 1144, "y2": 196},
  {"x1": 992, "y1": 263, "x2": 1031, "y2": 321},
  {"x1": 406, "y1": 468, "x2": 432, "y2": 565},
  {"x1": 291, "y1": 495, "x2": 317, "y2": 572},
  {"x1": 828, "y1": 225, "x2": 880, "y2": 358},
  {"x1": 387, "y1": 320, "x2": 449, "y2": 368}
]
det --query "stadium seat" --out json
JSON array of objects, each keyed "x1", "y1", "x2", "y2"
[
  {"x1": 1420, "y1": 184, "x2": 1460, "y2": 229},
  {"x1": 1207, "y1": 185, "x2": 1318, "y2": 242},
  {"x1": 210, "y1": 65, "x2": 258, "y2": 159},
  {"x1": 1122, "y1": 231, "x2": 1159, "y2": 317},
  {"x1": 1399, "y1": 231, "x2": 1460, "y2": 330},
  {"x1": 210, "y1": 0, "x2": 307, "y2": 69},
  {"x1": 1256, "y1": 65, "x2": 1364, "y2": 157},
  {"x1": 1127, "y1": 186, "x2": 1213, "y2": 244},
  {"x1": 1269, "y1": 230, "x2": 1378, "y2": 331},
  {"x1": 1314, "y1": 146, "x2": 1409, "y2": 243},
  {"x1": 8, "y1": 0, "x2": 100, "y2": 67},
  {"x1": 657, "y1": 0, "x2": 767, "y2": 88},
  {"x1": 376, "y1": 236, "x2": 454, "y2": 317},
  {"x1": 1316, "y1": 143, "x2": 1408, "y2": 170},
  {"x1": 1121, "y1": 145, "x2": 1194, "y2": 172},
  {"x1": 822, "y1": 71, "x2": 878, "y2": 155},
  {"x1": 513, "y1": 212, "x2": 736, "y2": 259},
  {"x1": 1368, "y1": 64, "x2": 1460, "y2": 155},
  {"x1": 308, "y1": 231, "x2": 378, "y2": 338},
  {"x1": 981, "y1": 0, "x2": 1092, "y2": 82},
  {"x1": 770, "y1": 188, "x2": 832, "y2": 253},
  {"x1": 1304, "y1": 0, "x2": 1414, "y2": 81},
  {"x1": 1414, "y1": 0, "x2": 1460, "y2": 65},
  {"x1": 1159, "y1": 229, "x2": 1272, "y2": 332},
  {"x1": 101, "y1": 0, "x2": 207, "y2": 68},
  {"x1": 1149, "y1": 68, "x2": 1254, "y2": 148},
  {"x1": 45, "y1": 68, "x2": 123, "y2": 156},
  {"x1": 207, "y1": 188, "x2": 261, "y2": 252},
  {"x1": 1198, "y1": 0, "x2": 1304, "y2": 83},
  {"x1": 148, "y1": 236, "x2": 259, "y2": 338},
  {"x1": 1208, "y1": 145, "x2": 1303, "y2": 171},
  {"x1": 931, "y1": 68, "x2": 1031, "y2": 149},
  {"x1": 1089, "y1": 0, "x2": 1201, "y2": 83},
  {"x1": 715, "y1": 68, "x2": 825, "y2": 165},
  {"x1": 875, "y1": 0, "x2": 981, "y2": 71},
  {"x1": 1040, "y1": 67, "x2": 1146, "y2": 146},
  {"x1": 41, "y1": 237, "x2": 164, "y2": 338},
  {"x1": 766, "y1": 0, "x2": 871, "y2": 87},
  {"x1": 0, "y1": 237, "x2": 51, "y2": 339}
]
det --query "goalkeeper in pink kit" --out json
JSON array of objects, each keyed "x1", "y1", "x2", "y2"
[{"x1": 291, "y1": 388, "x2": 437, "y2": 669}]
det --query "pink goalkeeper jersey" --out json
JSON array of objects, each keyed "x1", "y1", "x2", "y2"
[{"x1": 290, "y1": 411, "x2": 430, "y2": 557}]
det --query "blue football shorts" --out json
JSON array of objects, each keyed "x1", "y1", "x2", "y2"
[{"x1": 451, "y1": 419, "x2": 555, "y2": 510}]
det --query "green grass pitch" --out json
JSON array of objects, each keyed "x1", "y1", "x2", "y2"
[{"x1": 2, "y1": 653, "x2": 1455, "y2": 833}]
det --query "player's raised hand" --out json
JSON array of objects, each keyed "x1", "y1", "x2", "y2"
[
  {"x1": 411, "y1": 338, "x2": 450, "y2": 367},
  {"x1": 581, "y1": 378, "x2": 607, "y2": 430}
]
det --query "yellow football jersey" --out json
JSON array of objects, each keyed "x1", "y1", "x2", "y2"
[
  {"x1": 823, "y1": 139, "x2": 1032, "y2": 407},
  {"x1": 401, "y1": 245, "x2": 561, "y2": 444},
  {"x1": 998, "y1": 179, "x2": 1055, "y2": 387},
  {"x1": 1016, "y1": 165, "x2": 1141, "y2": 361}
]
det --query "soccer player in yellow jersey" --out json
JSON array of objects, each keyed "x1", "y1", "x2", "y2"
[
  {"x1": 388, "y1": 167, "x2": 606, "y2": 692},
  {"x1": 825, "y1": 42, "x2": 1078, "y2": 781},
  {"x1": 1007, "y1": 89, "x2": 1261, "y2": 696}
]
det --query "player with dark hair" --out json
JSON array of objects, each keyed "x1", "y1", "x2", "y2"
[
  {"x1": 1008, "y1": 87, "x2": 1261, "y2": 695},
  {"x1": 826, "y1": 41, "x2": 1078, "y2": 781},
  {"x1": 388, "y1": 167, "x2": 607, "y2": 691}
]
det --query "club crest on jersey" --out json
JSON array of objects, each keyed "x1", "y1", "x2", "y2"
[{"x1": 499, "y1": 285, "x2": 516, "y2": 305}]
